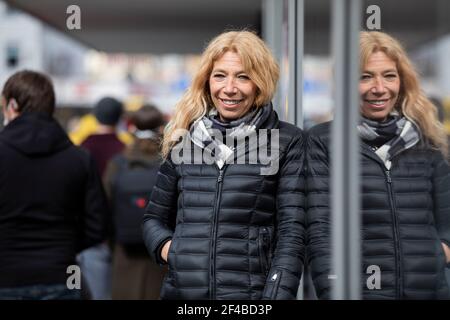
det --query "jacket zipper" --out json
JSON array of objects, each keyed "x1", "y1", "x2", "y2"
[
  {"x1": 210, "y1": 167, "x2": 225, "y2": 299},
  {"x1": 267, "y1": 269, "x2": 282, "y2": 299},
  {"x1": 259, "y1": 227, "x2": 270, "y2": 274},
  {"x1": 385, "y1": 169, "x2": 403, "y2": 298}
]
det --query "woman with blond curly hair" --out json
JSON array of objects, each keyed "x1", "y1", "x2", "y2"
[
  {"x1": 307, "y1": 31, "x2": 450, "y2": 299},
  {"x1": 143, "y1": 30, "x2": 306, "y2": 300}
]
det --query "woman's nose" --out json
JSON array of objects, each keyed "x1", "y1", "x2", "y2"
[
  {"x1": 223, "y1": 78, "x2": 237, "y2": 95},
  {"x1": 371, "y1": 77, "x2": 386, "y2": 94}
]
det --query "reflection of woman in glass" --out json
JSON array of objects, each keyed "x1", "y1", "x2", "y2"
[
  {"x1": 307, "y1": 31, "x2": 450, "y2": 299},
  {"x1": 143, "y1": 31, "x2": 306, "y2": 300}
]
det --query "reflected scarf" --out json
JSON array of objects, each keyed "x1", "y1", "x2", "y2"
[{"x1": 357, "y1": 114, "x2": 420, "y2": 169}]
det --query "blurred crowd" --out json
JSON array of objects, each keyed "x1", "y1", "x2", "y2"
[{"x1": 0, "y1": 70, "x2": 169, "y2": 300}]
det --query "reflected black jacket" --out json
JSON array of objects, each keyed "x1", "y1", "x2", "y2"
[
  {"x1": 143, "y1": 107, "x2": 305, "y2": 300},
  {"x1": 0, "y1": 113, "x2": 108, "y2": 288},
  {"x1": 306, "y1": 122, "x2": 450, "y2": 299}
]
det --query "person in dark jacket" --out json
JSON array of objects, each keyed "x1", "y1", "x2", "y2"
[
  {"x1": 0, "y1": 70, "x2": 108, "y2": 299},
  {"x1": 104, "y1": 104, "x2": 167, "y2": 299},
  {"x1": 143, "y1": 30, "x2": 306, "y2": 300},
  {"x1": 306, "y1": 31, "x2": 450, "y2": 299}
]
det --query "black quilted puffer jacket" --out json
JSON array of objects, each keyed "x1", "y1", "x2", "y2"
[
  {"x1": 306, "y1": 122, "x2": 450, "y2": 299},
  {"x1": 143, "y1": 107, "x2": 305, "y2": 300}
]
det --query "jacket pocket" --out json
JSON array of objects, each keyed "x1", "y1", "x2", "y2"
[
  {"x1": 438, "y1": 242, "x2": 448, "y2": 268},
  {"x1": 431, "y1": 227, "x2": 447, "y2": 269},
  {"x1": 258, "y1": 227, "x2": 271, "y2": 274},
  {"x1": 167, "y1": 225, "x2": 182, "y2": 268},
  {"x1": 167, "y1": 238, "x2": 176, "y2": 268},
  {"x1": 262, "y1": 269, "x2": 283, "y2": 299}
]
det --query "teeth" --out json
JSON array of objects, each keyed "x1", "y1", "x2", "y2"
[
  {"x1": 221, "y1": 99, "x2": 241, "y2": 105},
  {"x1": 367, "y1": 100, "x2": 387, "y2": 105}
]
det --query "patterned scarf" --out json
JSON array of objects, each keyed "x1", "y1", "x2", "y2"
[
  {"x1": 189, "y1": 103, "x2": 272, "y2": 168},
  {"x1": 357, "y1": 114, "x2": 420, "y2": 170}
]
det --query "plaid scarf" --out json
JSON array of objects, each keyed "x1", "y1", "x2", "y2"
[
  {"x1": 189, "y1": 103, "x2": 271, "y2": 168},
  {"x1": 358, "y1": 114, "x2": 420, "y2": 170}
]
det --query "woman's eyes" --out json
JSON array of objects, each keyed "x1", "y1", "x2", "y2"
[
  {"x1": 384, "y1": 73, "x2": 398, "y2": 80},
  {"x1": 360, "y1": 73, "x2": 398, "y2": 81},
  {"x1": 212, "y1": 74, "x2": 250, "y2": 80}
]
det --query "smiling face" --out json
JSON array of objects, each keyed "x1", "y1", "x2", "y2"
[
  {"x1": 209, "y1": 51, "x2": 257, "y2": 122},
  {"x1": 359, "y1": 51, "x2": 401, "y2": 121}
]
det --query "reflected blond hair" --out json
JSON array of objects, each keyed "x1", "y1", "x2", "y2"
[
  {"x1": 161, "y1": 30, "x2": 280, "y2": 157},
  {"x1": 360, "y1": 31, "x2": 447, "y2": 156}
]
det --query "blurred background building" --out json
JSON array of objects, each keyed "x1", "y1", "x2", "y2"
[{"x1": 1, "y1": 0, "x2": 450, "y2": 130}]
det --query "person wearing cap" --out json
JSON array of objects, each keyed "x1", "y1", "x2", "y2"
[
  {"x1": 81, "y1": 97, "x2": 126, "y2": 177},
  {"x1": 77, "y1": 96, "x2": 126, "y2": 300}
]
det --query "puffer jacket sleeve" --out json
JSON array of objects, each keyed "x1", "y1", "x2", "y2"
[
  {"x1": 262, "y1": 132, "x2": 306, "y2": 300},
  {"x1": 432, "y1": 151, "x2": 450, "y2": 247},
  {"x1": 143, "y1": 158, "x2": 179, "y2": 265},
  {"x1": 305, "y1": 130, "x2": 332, "y2": 299}
]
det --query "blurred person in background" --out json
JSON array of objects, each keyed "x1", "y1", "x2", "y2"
[
  {"x1": 77, "y1": 96, "x2": 126, "y2": 300},
  {"x1": 104, "y1": 104, "x2": 167, "y2": 299},
  {"x1": 0, "y1": 70, "x2": 108, "y2": 300},
  {"x1": 68, "y1": 112, "x2": 133, "y2": 147},
  {"x1": 306, "y1": 31, "x2": 450, "y2": 299},
  {"x1": 81, "y1": 97, "x2": 126, "y2": 177},
  {"x1": 143, "y1": 30, "x2": 306, "y2": 300}
]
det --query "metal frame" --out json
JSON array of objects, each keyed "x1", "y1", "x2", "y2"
[
  {"x1": 262, "y1": 0, "x2": 284, "y2": 116},
  {"x1": 330, "y1": 0, "x2": 361, "y2": 300}
]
